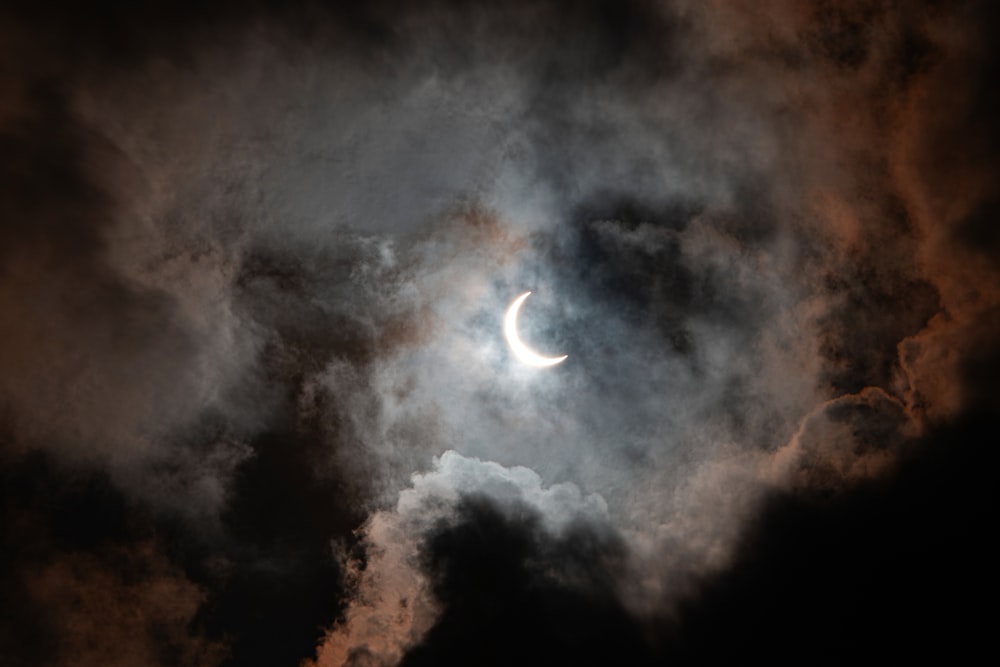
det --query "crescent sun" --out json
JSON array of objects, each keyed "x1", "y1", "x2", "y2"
[{"x1": 504, "y1": 292, "x2": 568, "y2": 367}]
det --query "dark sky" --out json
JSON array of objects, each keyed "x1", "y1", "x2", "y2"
[{"x1": 1, "y1": 1, "x2": 998, "y2": 666}]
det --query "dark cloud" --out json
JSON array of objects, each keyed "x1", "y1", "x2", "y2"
[
  {"x1": 392, "y1": 407, "x2": 998, "y2": 666},
  {"x1": 659, "y1": 407, "x2": 1000, "y2": 665},
  {"x1": 0, "y1": 453, "x2": 223, "y2": 667},
  {"x1": 189, "y1": 426, "x2": 360, "y2": 667},
  {"x1": 401, "y1": 495, "x2": 656, "y2": 667}
]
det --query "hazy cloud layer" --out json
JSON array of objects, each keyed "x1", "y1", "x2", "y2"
[{"x1": 1, "y1": 1, "x2": 998, "y2": 665}]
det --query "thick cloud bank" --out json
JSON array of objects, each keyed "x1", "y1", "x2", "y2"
[
  {"x1": 1, "y1": 1, "x2": 998, "y2": 665},
  {"x1": 312, "y1": 451, "x2": 611, "y2": 667}
]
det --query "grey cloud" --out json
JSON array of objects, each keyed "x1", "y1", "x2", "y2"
[
  {"x1": 311, "y1": 449, "x2": 612, "y2": 666},
  {"x1": 2, "y1": 1, "x2": 998, "y2": 665}
]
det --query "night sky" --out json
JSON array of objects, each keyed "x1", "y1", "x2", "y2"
[{"x1": 1, "y1": 2, "x2": 998, "y2": 666}]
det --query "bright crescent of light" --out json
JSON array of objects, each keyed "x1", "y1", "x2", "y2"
[{"x1": 504, "y1": 292, "x2": 568, "y2": 367}]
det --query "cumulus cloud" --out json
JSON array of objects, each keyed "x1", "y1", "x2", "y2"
[{"x1": 311, "y1": 450, "x2": 610, "y2": 666}]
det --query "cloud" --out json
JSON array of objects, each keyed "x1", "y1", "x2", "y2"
[
  {"x1": 2, "y1": 1, "x2": 999, "y2": 665},
  {"x1": 311, "y1": 450, "x2": 611, "y2": 666},
  {"x1": 0, "y1": 454, "x2": 226, "y2": 667},
  {"x1": 22, "y1": 543, "x2": 226, "y2": 667}
]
